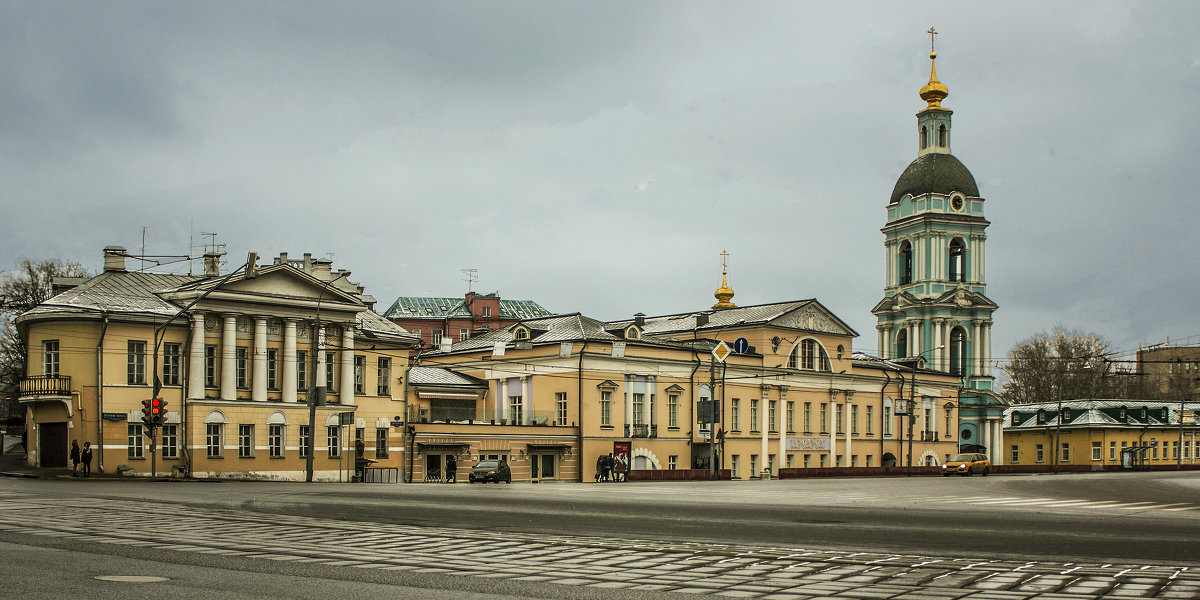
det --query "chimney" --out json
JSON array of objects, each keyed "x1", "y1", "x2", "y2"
[
  {"x1": 312, "y1": 258, "x2": 333, "y2": 281},
  {"x1": 103, "y1": 246, "x2": 127, "y2": 272},
  {"x1": 634, "y1": 312, "x2": 646, "y2": 328},
  {"x1": 203, "y1": 251, "x2": 222, "y2": 277}
]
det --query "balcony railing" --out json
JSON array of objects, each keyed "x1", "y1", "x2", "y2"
[
  {"x1": 19, "y1": 375, "x2": 72, "y2": 397},
  {"x1": 626, "y1": 424, "x2": 658, "y2": 438}
]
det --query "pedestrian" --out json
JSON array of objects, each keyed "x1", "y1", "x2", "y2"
[
  {"x1": 612, "y1": 454, "x2": 627, "y2": 482},
  {"x1": 80, "y1": 442, "x2": 93, "y2": 478},
  {"x1": 445, "y1": 455, "x2": 457, "y2": 483},
  {"x1": 602, "y1": 453, "x2": 613, "y2": 482},
  {"x1": 595, "y1": 454, "x2": 604, "y2": 482},
  {"x1": 70, "y1": 440, "x2": 81, "y2": 477}
]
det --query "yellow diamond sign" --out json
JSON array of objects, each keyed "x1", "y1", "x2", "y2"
[{"x1": 712, "y1": 341, "x2": 731, "y2": 363}]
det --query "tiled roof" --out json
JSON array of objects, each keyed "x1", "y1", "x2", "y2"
[
  {"x1": 443, "y1": 312, "x2": 714, "y2": 355},
  {"x1": 407, "y1": 366, "x2": 487, "y2": 388},
  {"x1": 1004, "y1": 399, "x2": 1200, "y2": 429},
  {"x1": 610, "y1": 299, "x2": 857, "y2": 338},
  {"x1": 383, "y1": 296, "x2": 553, "y2": 320}
]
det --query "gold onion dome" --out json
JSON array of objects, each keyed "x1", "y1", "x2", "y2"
[
  {"x1": 712, "y1": 251, "x2": 736, "y2": 309},
  {"x1": 919, "y1": 51, "x2": 949, "y2": 109}
]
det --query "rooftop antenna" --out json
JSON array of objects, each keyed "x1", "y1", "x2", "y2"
[
  {"x1": 462, "y1": 268, "x2": 478, "y2": 293},
  {"x1": 141, "y1": 227, "x2": 147, "y2": 272}
]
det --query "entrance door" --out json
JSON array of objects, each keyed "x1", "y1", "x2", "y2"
[
  {"x1": 425, "y1": 454, "x2": 442, "y2": 481},
  {"x1": 40, "y1": 423, "x2": 68, "y2": 468},
  {"x1": 531, "y1": 454, "x2": 555, "y2": 480}
]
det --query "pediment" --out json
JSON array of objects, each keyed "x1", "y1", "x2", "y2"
[
  {"x1": 930, "y1": 286, "x2": 998, "y2": 310},
  {"x1": 771, "y1": 302, "x2": 856, "y2": 336},
  {"x1": 162, "y1": 264, "x2": 365, "y2": 312}
]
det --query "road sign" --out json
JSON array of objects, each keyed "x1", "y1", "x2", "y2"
[
  {"x1": 732, "y1": 337, "x2": 749, "y2": 354},
  {"x1": 712, "y1": 341, "x2": 731, "y2": 363}
]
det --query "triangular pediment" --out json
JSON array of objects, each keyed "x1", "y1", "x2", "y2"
[
  {"x1": 162, "y1": 264, "x2": 366, "y2": 313},
  {"x1": 770, "y1": 302, "x2": 856, "y2": 337},
  {"x1": 930, "y1": 286, "x2": 998, "y2": 311}
]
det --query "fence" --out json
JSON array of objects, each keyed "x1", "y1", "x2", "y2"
[{"x1": 360, "y1": 467, "x2": 401, "y2": 483}]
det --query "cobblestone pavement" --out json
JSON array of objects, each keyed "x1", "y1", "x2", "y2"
[{"x1": 0, "y1": 491, "x2": 1196, "y2": 599}]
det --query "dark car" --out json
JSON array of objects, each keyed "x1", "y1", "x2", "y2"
[{"x1": 468, "y1": 459, "x2": 511, "y2": 483}]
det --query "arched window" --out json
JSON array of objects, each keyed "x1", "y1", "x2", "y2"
[
  {"x1": 949, "y1": 327, "x2": 966, "y2": 376},
  {"x1": 938, "y1": 124, "x2": 947, "y2": 147},
  {"x1": 920, "y1": 126, "x2": 928, "y2": 150},
  {"x1": 788, "y1": 339, "x2": 831, "y2": 371},
  {"x1": 895, "y1": 329, "x2": 908, "y2": 359},
  {"x1": 948, "y1": 238, "x2": 966, "y2": 282},
  {"x1": 898, "y1": 241, "x2": 913, "y2": 285}
]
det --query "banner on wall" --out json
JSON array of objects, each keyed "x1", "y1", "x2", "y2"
[{"x1": 612, "y1": 441, "x2": 630, "y2": 471}]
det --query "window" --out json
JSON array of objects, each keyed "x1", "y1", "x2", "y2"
[
  {"x1": 804, "y1": 454, "x2": 811, "y2": 468},
  {"x1": 768, "y1": 400, "x2": 777, "y2": 432},
  {"x1": 326, "y1": 352, "x2": 336, "y2": 392},
  {"x1": 789, "y1": 339, "x2": 831, "y2": 371},
  {"x1": 1092, "y1": 441, "x2": 1102, "y2": 461},
  {"x1": 269, "y1": 424, "x2": 284, "y2": 458},
  {"x1": 235, "y1": 347, "x2": 249, "y2": 389},
  {"x1": 850, "y1": 455, "x2": 857, "y2": 467},
  {"x1": 668, "y1": 455, "x2": 678, "y2": 470},
  {"x1": 949, "y1": 328, "x2": 966, "y2": 377},
  {"x1": 1110, "y1": 441, "x2": 1117, "y2": 461},
  {"x1": 731, "y1": 455, "x2": 740, "y2": 478},
  {"x1": 1061, "y1": 443, "x2": 1070, "y2": 463},
  {"x1": 299, "y1": 425, "x2": 311, "y2": 458},
  {"x1": 768, "y1": 454, "x2": 776, "y2": 474},
  {"x1": 895, "y1": 328, "x2": 908, "y2": 359},
  {"x1": 668, "y1": 394, "x2": 679, "y2": 428},
  {"x1": 42, "y1": 340, "x2": 60, "y2": 377},
  {"x1": 206, "y1": 423, "x2": 224, "y2": 458},
  {"x1": 127, "y1": 424, "x2": 144, "y2": 459},
  {"x1": 750, "y1": 399, "x2": 759, "y2": 432},
  {"x1": 945, "y1": 406, "x2": 953, "y2": 434},
  {"x1": 750, "y1": 455, "x2": 758, "y2": 477},
  {"x1": 632, "y1": 393, "x2": 645, "y2": 425},
  {"x1": 866, "y1": 456, "x2": 873, "y2": 468},
  {"x1": 297, "y1": 350, "x2": 308, "y2": 394},
  {"x1": 948, "y1": 238, "x2": 966, "y2": 282},
  {"x1": 600, "y1": 391, "x2": 612, "y2": 427},
  {"x1": 459, "y1": 328, "x2": 470, "y2": 341},
  {"x1": 787, "y1": 454, "x2": 795, "y2": 468},
  {"x1": 786, "y1": 402, "x2": 795, "y2": 433},
  {"x1": 850, "y1": 405, "x2": 858, "y2": 435},
  {"x1": 731, "y1": 399, "x2": 741, "y2": 431},
  {"x1": 376, "y1": 428, "x2": 389, "y2": 459},
  {"x1": 127, "y1": 340, "x2": 147, "y2": 385},
  {"x1": 556, "y1": 392, "x2": 568, "y2": 425},
  {"x1": 865, "y1": 406, "x2": 874, "y2": 435},
  {"x1": 154, "y1": 341, "x2": 180, "y2": 386},
  {"x1": 820, "y1": 403, "x2": 828, "y2": 433},
  {"x1": 239, "y1": 425, "x2": 254, "y2": 458},
  {"x1": 820, "y1": 455, "x2": 827, "y2": 467},
  {"x1": 205, "y1": 344, "x2": 218, "y2": 387},
  {"x1": 1010, "y1": 445, "x2": 1019, "y2": 464},
  {"x1": 327, "y1": 426, "x2": 341, "y2": 458},
  {"x1": 354, "y1": 355, "x2": 365, "y2": 394},
  {"x1": 883, "y1": 401, "x2": 893, "y2": 436},
  {"x1": 508, "y1": 396, "x2": 523, "y2": 424},
  {"x1": 161, "y1": 424, "x2": 178, "y2": 459},
  {"x1": 803, "y1": 402, "x2": 812, "y2": 433},
  {"x1": 836, "y1": 404, "x2": 844, "y2": 434},
  {"x1": 898, "y1": 241, "x2": 913, "y2": 285},
  {"x1": 920, "y1": 125, "x2": 928, "y2": 150},
  {"x1": 411, "y1": 328, "x2": 420, "y2": 339},
  {"x1": 1035, "y1": 444, "x2": 1044, "y2": 463},
  {"x1": 377, "y1": 358, "x2": 391, "y2": 396},
  {"x1": 481, "y1": 307, "x2": 491, "y2": 318},
  {"x1": 266, "y1": 348, "x2": 278, "y2": 390}
]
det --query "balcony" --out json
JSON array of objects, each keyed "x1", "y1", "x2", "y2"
[
  {"x1": 19, "y1": 375, "x2": 72, "y2": 398},
  {"x1": 626, "y1": 424, "x2": 658, "y2": 438}
]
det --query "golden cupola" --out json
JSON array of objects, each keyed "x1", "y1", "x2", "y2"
[{"x1": 712, "y1": 250, "x2": 736, "y2": 309}]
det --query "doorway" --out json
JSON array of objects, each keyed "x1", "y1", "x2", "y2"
[
  {"x1": 39, "y1": 422, "x2": 68, "y2": 468},
  {"x1": 530, "y1": 454, "x2": 555, "y2": 481}
]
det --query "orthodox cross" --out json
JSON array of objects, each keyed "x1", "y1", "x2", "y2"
[
  {"x1": 720, "y1": 249, "x2": 729, "y2": 274},
  {"x1": 928, "y1": 27, "x2": 938, "y2": 52}
]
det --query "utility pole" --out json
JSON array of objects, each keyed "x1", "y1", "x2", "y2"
[{"x1": 307, "y1": 271, "x2": 351, "y2": 483}]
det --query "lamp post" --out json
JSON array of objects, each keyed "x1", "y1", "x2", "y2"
[
  {"x1": 306, "y1": 271, "x2": 351, "y2": 483},
  {"x1": 905, "y1": 345, "x2": 944, "y2": 476}
]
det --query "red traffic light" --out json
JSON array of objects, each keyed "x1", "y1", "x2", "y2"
[
  {"x1": 150, "y1": 398, "x2": 163, "y2": 416},
  {"x1": 141, "y1": 399, "x2": 152, "y2": 417}
]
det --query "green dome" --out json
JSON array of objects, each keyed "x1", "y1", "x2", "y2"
[{"x1": 889, "y1": 153, "x2": 979, "y2": 205}]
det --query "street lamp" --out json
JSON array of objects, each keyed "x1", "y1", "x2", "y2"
[
  {"x1": 905, "y1": 345, "x2": 944, "y2": 476},
  {"x1": 306, "y1": 271, "x2": 352, "y2": 483}
]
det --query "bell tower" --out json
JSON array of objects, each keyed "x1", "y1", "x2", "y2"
[{"x1": 871, "y1": 30, "x2": 1002, "y2": 460}]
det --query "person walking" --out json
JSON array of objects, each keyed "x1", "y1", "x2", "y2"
[
  {"x1": 80, "y1": 442, "x2": 93, "y2": 478},
  {"x1": 70, "y1": 440, "x2": 81, "y2": 477},
  {"x1": 445, "y1": 455, "x2": 457, "y2": 483}
]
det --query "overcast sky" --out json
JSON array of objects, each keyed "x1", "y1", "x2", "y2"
[{"x1": 2, "y1": 2, "x2": 1198, "y2": 370}]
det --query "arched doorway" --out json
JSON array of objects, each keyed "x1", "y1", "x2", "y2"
[{"x1": 881, "y1": 453, "x2": 898, "y2": 468}]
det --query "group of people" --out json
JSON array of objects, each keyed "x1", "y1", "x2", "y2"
[
  {"x1": 69, "y1": 440, "x2": 93, "y2": 478},
  {"x1": 594, "y1": 453, "x2": 628, "y2": 482}
]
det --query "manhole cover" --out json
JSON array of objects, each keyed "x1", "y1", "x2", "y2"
[{"x1": 95, "y1": 576, "x2": 169, "y2": 583}]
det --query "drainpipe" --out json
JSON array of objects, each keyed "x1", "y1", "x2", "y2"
[
  {"x1": 576, "y1": 339, "x2": 589, "y2": 482},
  {"x1": 180, "y1": 319, "x2": 194, "y2": 476},
  {"x1": 95, "y1": 313, "x2": 109, "y2": 473},
  {"x1": 879, "y1": 370, "x2": 891, "y2": 463}
]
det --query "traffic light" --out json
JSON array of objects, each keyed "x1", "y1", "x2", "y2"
[
  {"x1": 151, "y1": 398, "x2": 168, "y2": 426},
  {"x1": 141, "y1": 399, "x2": 153, "y2": 427}
]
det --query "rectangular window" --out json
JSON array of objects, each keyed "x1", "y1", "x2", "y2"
[
  {"x1": 162, "y1": 342, "x2": 181, "y2": 386},
  {"x1": 883, "y1": 404, "x2": 893, "y2": 436},
  {"x1": 411, "y1": 328, "x2": 421, "y2": 339},
  {"x1": 600, "y1": 391, "x2": 612, "y2": 427},
  {"x1": 851, "y1": 405, "x2": 859, "y2": 435},
  {"x1": 377, "y1": 358, "x2": 391, "y2": 396},
  {"x1": 768, "y1": 454, "x2": 776, "y2": 474},
  {"x1": 1011, "y1": 444, "x2": 1019, "y2": 464},
  {"x1": 481, "y1": 307, "x2": 491, "y2": 318},
  {"x1": 820, "y1": 454, "x2": 828, "y2": 467},
  {"x1": 866, "y1": 406, "x2": 874, "y2": 435},
  {"x1": 431, "y1": 329, "x2": 443, "y2": 345},
  {"x1": 354, "y1": 355, "x2": 365, "y2": 394},
  {"x1": 750, "y1": 455, "x2": 759, "y2": 475},
  {"x1": 1061, "y1": 443, "x2": 1070, "y2": 463},
  {"x1": 945, "y1": 407, "x2": 953, "y2": 434},
  {"x1": 42, "y1": 340, "x2": 60, "y2": 377},
  {"x1": 266, "y1": 348, "x2": 279, "y2": 390},
  {"x1": 786, "y1": 454, "x2": 795, "y2": 468},
  {"x1": 127, "y1": 340, "x2": 147, "y2": 385},
  {"x1": 786, "y1": 401, "x2": 795, "y2": 433},
  {"x1": 1035, "y1": 443, "x2": 1044, "y2": 463},
  {"x1": 508, "y1": 396, "x2": 523, "y2": 424},
  {"x1": 127, "y1": 424, "x2": 144, "y2": 459},
  {"x1": 556, "y1": 392, "x2": 568, "y2": 425},
  {"x1": 668, "y1": 455, "x2": 678, "y2": 470},
  {"x1": 376, "y1": 428, "x2": 389, "y2": 459},
  {"x1": 1173, "y1": 442, "x2": 1180, "y2": 460},
  {"x1": 205, "y1": 344, "x2": 218, "y2": 387},
  {"x1": 850, "y1": 455, "x2": 857, "y2": 467},
  {"x1": 632, "y1": 393, "x2": 645, "y2": 425},
  {"x1": 326, "y1": 352, "x2": 336, "y2": 392},
  {"x1": 327, "y1": 425, "x2": 341, "y2": 458},
  {"x1": 836, "y1": 404, "x2": 844, "y2": 434},
  {"x1": 459, "y1": 328, "x2": 470, "y2": 341},
  {"x1": 731, "y1": 455, "x2": 740, "y2": 478},
  {"x1": 731, "y1": 399, "x2": 741, "y2": 431},
  {"x1": 804, "y1": 454, "x2": 811, "y2": 468},
  {"x1": 268, "y1": 424, "x2": 284, "y2": 458},
  {"x1": 161, "y1": 424, "x2": 178, "y2": 459},
  {"x1": 668, "y1": 394, "x2": 679, "y2": 428},
  {"x1": 238, "y1": 424, "x2": 254, "y2": 458},
  {"x1": 768, "y1": 400, "x2": 777, "y2": 432},
  {"x1": 750, "y1": 399, "x2": 759, "y2": 432},
  {"x1": 803, "y1": 402, "x2": 812, "y2": 433},
  {"x1": 299, "y1": 425, "x2": 311, "y2": 458},
  {"x1": 866, "y1": 456, "x2": 873, "y2": 468},
  {"x1": 820, "y1": 404, "x2": 828, "y2": 433},
  {"x1": 1110, "y1": 441, "x2": 1117, "y2": 461},
  {"x1": 206, "y1": 423, "x2": 223, "y2": 458},
  {"x1": 1091, "y1": 441, "x2": 1102, "y2": 461},
  {"x1": 235, "y1": 347, "x2": 249, "y2": 389},
  {"x1": 297, "y1": 350, "x2": 308, "y2": 394}
]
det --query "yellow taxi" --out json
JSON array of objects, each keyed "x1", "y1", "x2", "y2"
[{"x1": 942, "y1": 453, "x2": 990, "y2": 476}]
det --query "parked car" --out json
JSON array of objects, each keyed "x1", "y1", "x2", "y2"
[
  {"x1": 942, "y1": 453, "x2": 990, "y2": 476},
  {"x1": 469, "y1": 459, "x2": 512, "y2": 483}
]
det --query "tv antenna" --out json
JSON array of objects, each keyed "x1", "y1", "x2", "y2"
[{"x1": 461, "y1": 268, "x2": 478, "y2": 292}]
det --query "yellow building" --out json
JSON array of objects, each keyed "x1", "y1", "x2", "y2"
[
  {"x1": 17, "y1": 246, "x2": 417, "y2": 480},
  {"x1": 1003, "y1": 400, "x2": 1200, "y2": 470},
  {"x1": 412, "y1": 290, "x2": 967, "y2": 482}
]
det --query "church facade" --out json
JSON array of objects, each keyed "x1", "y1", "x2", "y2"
[{"x1": 871, "y1": 40, "x2": 1006, "y2": 463}]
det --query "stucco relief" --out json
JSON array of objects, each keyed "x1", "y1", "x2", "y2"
[
  {"x1": 204, "y1": 315, "x2": 219, "y2": 331},
  {"x1": 777, "y1": 307, "x2": 845, "y2": 334}
]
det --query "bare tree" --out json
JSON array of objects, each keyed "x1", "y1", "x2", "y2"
[
  {"x1": 0, "y1": 258, "x2": 91, "y2": 421},
  {"x1": 1000, "y1": 327, "x2": 1122, "y2": 405}
]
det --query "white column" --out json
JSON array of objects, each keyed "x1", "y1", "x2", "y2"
[
  {"x1": 760, "y1": 387, "x2": 769, "y2": 476},
  {"x1": 844, "y1": 393, "x2": 853, "y2": 466},
  {"x1": 992, "y1": 418, "x2": 1004, "y2": 466},
  {"x1": 341, "y1": 324, "x2": 355, "y2": 406},
  {"x1": 932, "y1": 319, "x2": 943, "y2": 371},
  {"x1": 979, "y1": 235, "x2": 986, "y2": 283},
  {"x1": 885, "y1": 241, "x2": 893, "y2": 288},
  {"x1": 221, "y1": 315, "x2": 237, "y2": 400},
  {"x1": 974, "y1": 321, "x2": 984, "y2": 378},
  {"x1": 778, "y1": 391, "x2": 788, "y2": 471},
  {"x1": 828, "y1": 392, "x2": 837, "y2": 467},
  {"x1": 982, "y1": 420, "x2": 993, "y2": 462},
  {"x1": 282, "y1": 319, "x2": 297, "y2": 402},
  {"x1": 497, "y1": 379, "x2": 506, "y2": 421},
  {"x1": 908, "y1": 322, "x2": 917, "y2": 357},
  {"x1": 188, "y1": 313, "x2": 205, "y2": 399},
  {"x1": 315, "y1": 325, "x2": 327, "y2": 389},
  {"x1": 982, "y1": 322, "x2": 992, "y2": 377},
  {"x1": 522, "y1": 375, "x2": 531, "y2": 425},
  {"x1": 252, "y1": 317, "x2": 267, "y2": 402}
]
